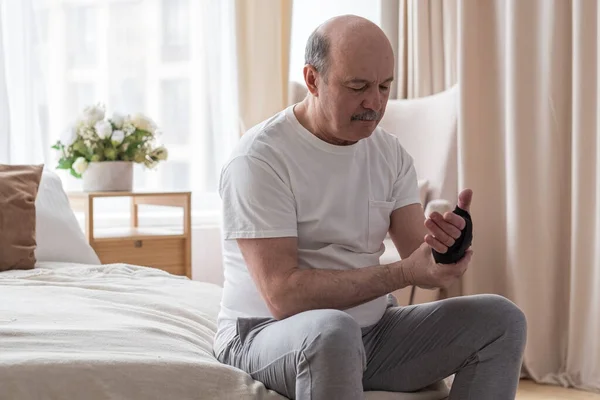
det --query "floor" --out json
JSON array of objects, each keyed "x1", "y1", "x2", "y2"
[{"x1": 517, "y1": 380, "x2": 600, "y2": 399}]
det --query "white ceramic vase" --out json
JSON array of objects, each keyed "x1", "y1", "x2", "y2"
[{"x1": 82, "y1": 161, "x2": 133, "y2": 192}]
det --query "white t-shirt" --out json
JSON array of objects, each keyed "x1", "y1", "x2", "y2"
[{"x1": 214, "y1": 105, "x2": 420, "y2": 349}]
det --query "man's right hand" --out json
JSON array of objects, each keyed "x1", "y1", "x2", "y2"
[{"x1": 401, "y1": 242, "x2": 473, "y2": 289}]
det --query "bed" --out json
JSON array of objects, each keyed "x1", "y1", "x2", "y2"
[
  {"x1": 1, "y1": 261, "x2": 286, "y2": 399},
  {"x1": 0, "y1": 167, "x2": 450, "y2": 400}
]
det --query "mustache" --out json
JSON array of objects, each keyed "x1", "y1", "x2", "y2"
[{"x1": 351, "y1": 110, "x2": 381, "y2": 121}]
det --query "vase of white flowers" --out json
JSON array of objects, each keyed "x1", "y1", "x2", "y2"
[
  {"x1": 81, "y1": 161, "x2": 134, "y2": 192},
  {"x1": 52, "y1": 104, "x2": 168, "y2": 192}
]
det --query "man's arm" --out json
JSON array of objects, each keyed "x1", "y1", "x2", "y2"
[
  {"x1": 388, "y1": 203, "x2": 429, "y2": 259},
  {"x1": 386, "y1": 141, "x2": 466, "y2": 260},
  {"x1": 237, "y1": 237, "x2": 416, "y2": 320}
]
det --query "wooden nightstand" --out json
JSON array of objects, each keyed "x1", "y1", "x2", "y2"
[{"x1": 67, "y1": 191, "x2": 192, "y2": 278}]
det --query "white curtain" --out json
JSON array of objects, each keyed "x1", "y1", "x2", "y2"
[
  {"x1": 0, "y1": 0, "x2": 46, "y2": 164},
  {"x1": 459, "y1": 0, "x2": 600, "y2": 392},
  {"x1": 0, "y1": 0, "x2": 239, "y2": 215}
]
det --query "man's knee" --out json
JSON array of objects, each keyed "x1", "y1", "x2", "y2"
[
  {"x1": 441, "y1": 294, "x2": 526, "y2": 343},
  {"x1": 471, "y1": 294, "x2": 528, "y2": 353},
  {"x1": 303, "y1": 310, "x2": 365, "y2": 367},
  {"x1": 488, "y1": 294, "x2": 527, "y2": 338},
  {"x1": 309, "y1": 309, "x2": 362, "y2": 346}
]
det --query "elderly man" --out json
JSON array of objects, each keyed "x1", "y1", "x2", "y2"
[{"x1": 213, "y1": 15, "x2": 527, "y2": 400}]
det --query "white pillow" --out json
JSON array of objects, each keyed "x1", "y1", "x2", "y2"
[{"x1": 34, "y1": 168, "x2": 101, "y2": 265}]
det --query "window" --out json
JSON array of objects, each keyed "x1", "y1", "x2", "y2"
[
  {"x1": 17, "y1": 0, "x2": 238, "y2": 223},
  {"x1": 65, "y1": 5, "x2": 97, "y2": 68},
  {"x1": 289, "y1": 0, "x2": 382, "y2": 84},
  {"x1": 161, "y1": 0, "x2": 190, "y2": 62},
  {"x1": 160, "y1": 79, "x2": 190, "y2": 145},
  {"x1": 66, "y1": 82, "x2": 96, "y2": 119}
]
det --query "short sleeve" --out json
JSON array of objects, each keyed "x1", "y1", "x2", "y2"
[
  {"x1": 391, "y1": 144, "x2": 421, "y2": 210},
  {"x1": 219, "y1": 155, "x2": 297, "y2": 239}
]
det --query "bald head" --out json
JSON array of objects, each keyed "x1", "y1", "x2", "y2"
[
  {"x1": 304, "y1": 15, "x2": 393, "y2": 80},
  {"x1": 296, "y1": 15, "x2": 395, "y2": 145}
]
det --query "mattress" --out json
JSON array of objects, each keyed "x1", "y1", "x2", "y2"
[{"x1": 0, "y1": 262, "x2": 449, "y2": 400}]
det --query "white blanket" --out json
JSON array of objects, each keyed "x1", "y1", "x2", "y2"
[{"x1": 0, "y1": 262, "x2": 285, "y2": 400}]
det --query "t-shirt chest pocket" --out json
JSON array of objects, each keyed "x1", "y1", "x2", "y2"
[{"x1": 367, "y1": 200, "x2": 395, "y2": 252}]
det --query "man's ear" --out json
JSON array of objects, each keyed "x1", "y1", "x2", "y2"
[{"x1": 303, "y1": 65, "x2": 320, "y2": 97}]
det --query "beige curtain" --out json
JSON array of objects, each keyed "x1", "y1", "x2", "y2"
[
  {"x1": 459, "y1": 0, "x2": 600, "y2": 392},
  {"x1": 235, "y1": 0, "x2": 292, "y2": 133},
  {"x1": 380, "y1": 0, "x2": 457, "y2": 99}
]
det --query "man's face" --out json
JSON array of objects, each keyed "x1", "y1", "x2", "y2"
[{"x1": 316, "y1": 45, "x2": 394, "y2": 143}]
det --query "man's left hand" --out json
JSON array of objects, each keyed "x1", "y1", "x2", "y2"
[{"x1": 424, "y1": 189, "x2": 473, "y2": 254}]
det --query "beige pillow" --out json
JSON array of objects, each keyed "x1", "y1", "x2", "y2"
[{"x1": 0, "y1": 164, "x2": 44, "y2": 271}]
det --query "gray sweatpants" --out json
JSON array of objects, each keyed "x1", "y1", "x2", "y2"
[{"x1": 216, "y1": 294, "x2": 527, "y2": 400}]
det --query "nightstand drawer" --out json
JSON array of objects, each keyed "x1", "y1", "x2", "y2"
[{"x1": 92, "y1": 238, "x2": 186, "y2": 276}]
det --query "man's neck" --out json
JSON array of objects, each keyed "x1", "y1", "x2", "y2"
[{"x1": 293, "y1": 100, "x2": 356, "y2": 146}]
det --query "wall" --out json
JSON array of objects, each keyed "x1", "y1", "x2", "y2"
[{"x1": 190, "y1": 224, "x2": 224, "y2": 286}]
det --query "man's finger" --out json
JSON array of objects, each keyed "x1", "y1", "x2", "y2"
[
  {"x1": 432, "y1": 212, "x2": 463, "y2": 237},
  {"x1": 457, "y1": 188, "x2": 473, "y2": 212},
  {"x1": 425, "y1": 219, "x2": 455, "y2": 247},
  {"x1": 442, "y1": 212, "x2": 466, "y2": 231},
  {"x1": 425, "y1": 234, "x2": 448, "y2": 254}
]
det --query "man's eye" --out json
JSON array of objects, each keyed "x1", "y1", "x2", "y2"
[
  {"x1": 350, "y1": 86, "x2": 366, "y2": 92},
  {"x1": 380, "y1": 86, "x2": 390, "y2": 91}
]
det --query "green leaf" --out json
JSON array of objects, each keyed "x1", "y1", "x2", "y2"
[
  {"x1": 51, "y1": 140, "x2": 66, "y2": 151},
  {"x1": 57, "y1": 158, "x2": 73, "y2": 170},
  {"x1": 70, "y1": 168, "x2": 82, "y2": 179}
]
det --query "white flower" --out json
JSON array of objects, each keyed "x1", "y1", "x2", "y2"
[
  {"x1": 144, "y1": 159, "x2": 158, "y2": 169},
  {"x1": 110, "y1": 112, "x2": 125, "y2": 129},
  {"x1": 94, "y1": 120, "x2": 113, "y2": 139},
  {"x1": 111, "y1": 130, "x2": 125, "y2": 145},
  {"x1": 60, "y1": 124, "x2": 77, "y2": 146},
  {"x1": 122, "y1": 118, "x2": 136, "y2": 135},
  {"x1": 152, "y1": 146, "x2": 168, "y2": 161},
  {"x1": 82, "y1": 104, "x2": 105, "y2": 126},
  {"x1": 79, "y1": 126, "x2": 96, "y2": 140},
  {"x1": 72, "y1": 157, "x2": 88, "y2": 175},
  {"x1": 131, "y1": 112, "x2": 157, "y2": 133},
  {"x1": 73, "y1": 117, "x2": 89, "y2": 134}
]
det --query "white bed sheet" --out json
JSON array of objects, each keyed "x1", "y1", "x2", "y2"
[{"x1": 0, "y1": 262, "x2": 285, "y2": 400}]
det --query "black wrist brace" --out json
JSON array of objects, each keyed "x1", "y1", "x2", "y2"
[{"x1": 432, "y1": 206, "x2": 473, "y2": 264}]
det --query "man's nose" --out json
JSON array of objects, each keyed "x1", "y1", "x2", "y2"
[{"x1": 361, "y1": 87, "x2": 384, "y2": 111}]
